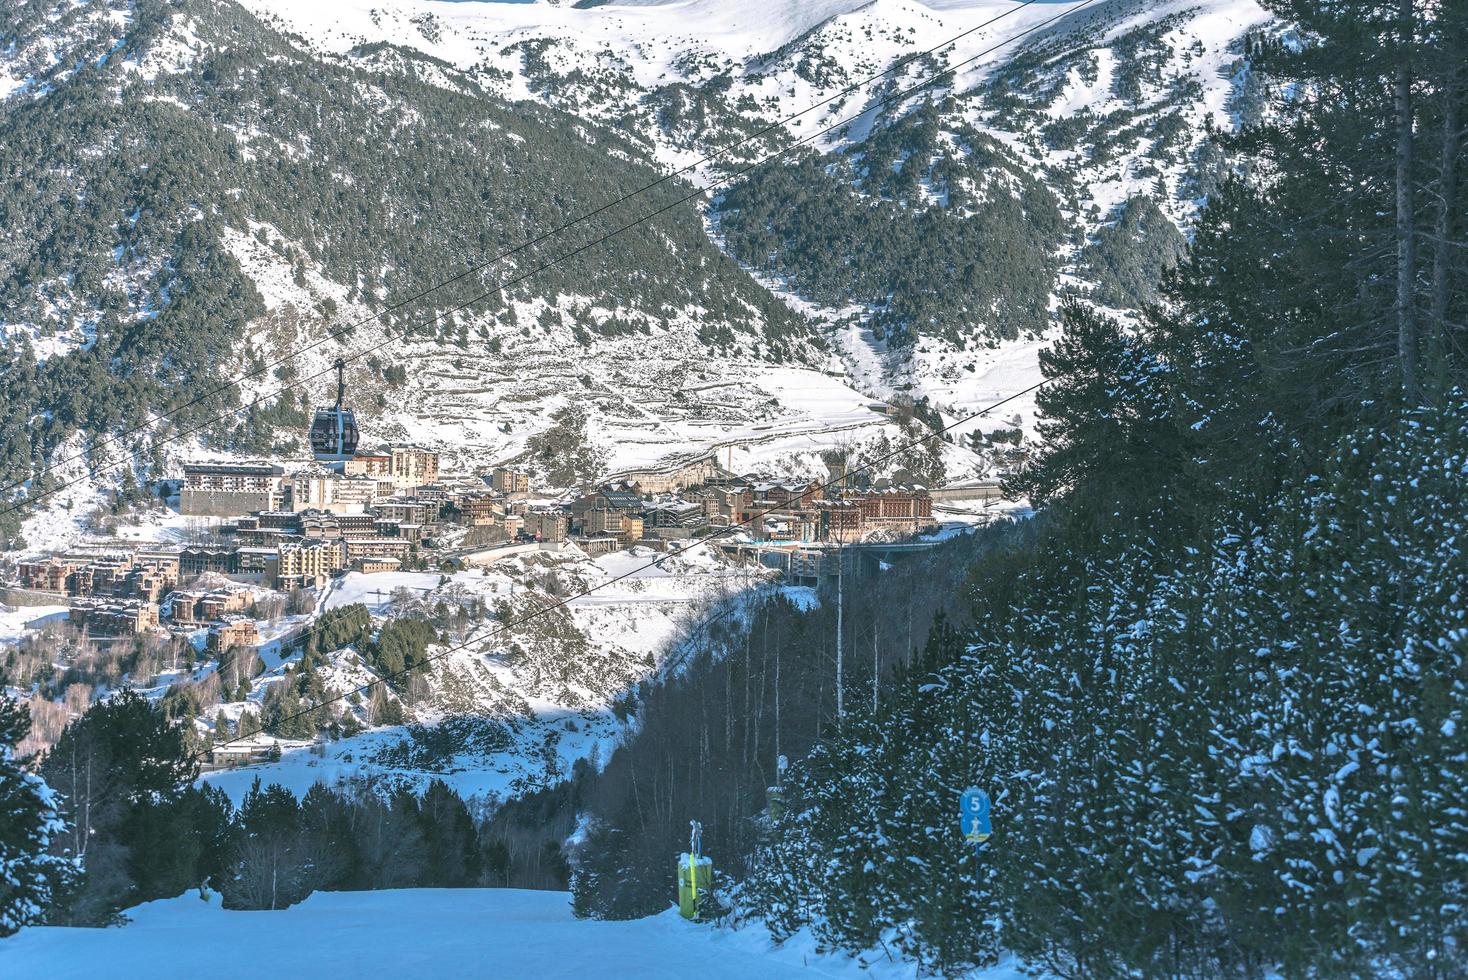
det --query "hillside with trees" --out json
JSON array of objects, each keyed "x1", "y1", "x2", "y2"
[
  {"x1": 755, "y1": 3, "x2": 1468, "y2": 974},
  {"x1": 565, "y1": 1, "x2": 1468, "y2": 974},
  {"x1": 0, "y1": 0, "x2": 1464, "y2": 973},
  {"x1": 0, "y1": 0, "x2": 812, "y2": 546}
]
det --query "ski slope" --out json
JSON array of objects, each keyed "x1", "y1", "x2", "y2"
[{"x1": 4, "y1": 888, "x2": 1033, "y2": 979}]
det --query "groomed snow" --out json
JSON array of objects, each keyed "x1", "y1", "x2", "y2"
[{"x1": 3, "y1": 887, "x2": 1034, "y2": 979}]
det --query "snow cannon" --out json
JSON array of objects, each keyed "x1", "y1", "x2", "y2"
[
  {"x1": 677, "y1": 852, "x2": 713, "y2": 921},
  {"x1": 678, "y1": 819, "x2": 713, "y2": 920}
]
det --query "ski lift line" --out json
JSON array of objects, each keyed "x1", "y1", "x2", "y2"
[
  {"x1": 0, "y1": 0, "x2": 1096, "y2": 525},
  {"x1": 0, "y1": 0, "x2": 1062, "y2": 504},
  {"x1": 193, "y1": 380, "x2": 1045, "y2": 765}
]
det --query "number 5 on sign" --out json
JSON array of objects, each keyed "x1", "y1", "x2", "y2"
[{"x1": 960, "y1": 787, "x2": 991, "y2": 846}]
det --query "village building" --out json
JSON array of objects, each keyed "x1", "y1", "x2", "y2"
[
  {"x1": 489, "y1": 466, "x2": 530, "y2": 494},
  {"x1": 169, "y1": 587, "x2": 253, "y2": 624},
  {"x1": 209, "y1": 617, "x2": 260, "y2": 653},
  {"x1": 20, "y1": 549, "x2": 182, "y2": 601},
  {"x1": 582, "y1": 507, "x2": 628, "y2": 537},
  {"x1": 456, "y1": 493, "x2": 501, "y2": 527},
  {"x1": 849, "y1": 487, "x2": 936, "y2": 533},
  {"x1": 288, "y1": 468, "x2": 383, "y2": 514},
  {"x1": 601, "y1": 455, "x2": 728, "y2": 494},
  {"x1": 301, "y1": 511, "x2": 378, "y2": 540},
  {"x1": 208, "y1": 733, "x2": 280, "y2": 768},
  {"x1": 335, "y1": 475, "x2": 384, "y2": 510},
  {"x1": 814, "y1": 500, "x2": 865, "y2": 543},
  {"x1": 272, "y1": 540, "x2": 345, "y2": 590},
  {"x1": 136, "y1": 550, "x2": 182, "y2": 581},
  {"x1": 342, "y1": 537, "x2": 412, "y2": 563},
  {"x1": 617, "y1": 514, "x2": 644, "y2": 548},
  {"x1": 571, "y1": 487, "x2": 643, "y2": 534},
  {"x1": 232, "y1": 548, "x2": 276, "y2": 585},
  {"x1": 352, "y1": 556, "x2": 402, "y2": 574},
  {"x1": 572, "y1": 536, "x2": 620, "y2": 557},
  {"x1": 68, "y1": 598, "x2": 160, "y2": 636},
  {"x1": 344, "y1": 451, "x2": 391, "y2": 478},
  {"x1": 227, "y1": 517, "x2": 301, "y2": 548},
  {"x1": 388, "y1": 445, "x2": 439, "y2": 491},
  {"x1": 129, "y1": 567, "x2": 175, "y2": 602},
  {"x1": 372, "y1": 497, "x2": 440, "y2": 526},
  {"x1": 760, "y1": 511, "x2": 820, "y2": 543},
  {"x1": 643, "y1": 499, "x2": 704, "y2": 529},
  {"x1": 179, "y1": 547, "x2": 238, "y2": 579},
  {"x1": 523, "y1": 509, "x2": 569, "y2": 543},
  {"x1": 180, "y1": 463, "x2": 287, "y2": 517},
  {"x1": 16, "y1": 557, "x2": 78, "y2": 593}
]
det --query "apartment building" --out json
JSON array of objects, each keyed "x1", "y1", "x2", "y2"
[
  {"x1": 180, "y1": 463, "x2": 287, "y2": 517},
  {"x1": 273, "y1": 540, "x2": 345, "y2": 590},
  {"x1": 490, "y1": 466, "x2": 530, "y2": 494},
  {"x1": 389, "y1": 445, "x2": 439, "y2": 491}
]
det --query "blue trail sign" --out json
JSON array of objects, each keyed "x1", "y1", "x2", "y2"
[{"x1": 960, "y1": 787, "x2": 992, "y2": 847}]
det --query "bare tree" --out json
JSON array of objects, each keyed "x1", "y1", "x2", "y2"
[{"x1": 1394, "y1": 0, "x2": 1420, "y2": 400}]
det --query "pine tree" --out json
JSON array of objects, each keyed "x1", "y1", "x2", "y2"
[
  {"x1": 1006, "y1": 301, "x2": 1176, "y2": 518},
  {"x1": 38, "y1": 690, "x2": 198, "y2": 925},
  {"x1": 419, "y1": 779, "x2": 480, "y2": 887},
  {"x1": 0, "y1": 686, "x2": 78, "y2": 936},
  {"x1": 224, "y1": 779, "x2": 310, "y2": 911}
]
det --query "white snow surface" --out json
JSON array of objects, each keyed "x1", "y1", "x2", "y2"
[{"x1": 3, "y1": 887, "x2": 1034, "y2": 979}]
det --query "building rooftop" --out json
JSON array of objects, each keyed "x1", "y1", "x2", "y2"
[{"x1": 183, "y1": 462, "x2": 285, "y2": 476}]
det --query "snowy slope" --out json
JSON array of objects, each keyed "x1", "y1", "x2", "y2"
[
  {"x1": 238, "y1": 0, "x2": 1111, "y2": 169},
  {"x1": 197, "y1": 547, "x2": 772, "y2": 805},
  {"x1": 231, "y1": 0, "x2": 1273, "y2": 447},
  {"x1": 3, "y1": 887, "x2": 1036, "y2": 979}
]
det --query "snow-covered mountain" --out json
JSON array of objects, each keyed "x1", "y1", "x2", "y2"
[
  {"x1": 0, "y1": 0, "x2": 1276, "y2": 805},
  {"x1": 226, "y1": 0, "x2": 1274, "y2": 437},
  {"x1": 0, "y1": 0, "x2": 1276, "y2": 554}
]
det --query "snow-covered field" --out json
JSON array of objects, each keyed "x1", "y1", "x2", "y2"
[
  {"x1": 3, "y1": 887, "x2": 1033, "y2": 979},
  {"x1": 0, "y1": 603, "x2": 69, "y2": 645}
]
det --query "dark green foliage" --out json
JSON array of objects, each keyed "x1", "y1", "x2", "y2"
[
  {"x1": 717, "y1": 102, "x2": 1063, "y2": 346},
  {"x1": 372, "y1": 716, "x2": 510, "y2": 770},
  {"x1": 366, "y1": 617, "x2": 438, "y2": 681},
  {"x1": 222, "y1": 779, "x2": 312, "y2": 911},
  {"x1": 37, "y1": 691, "x2": 200, "y2": 924},
  {"x1": 0, "y1": 684, "x2": 78, "y2": 936},
  {"x1": 263, "y1": 681, "x2": 318, "y2": 740},
  {"x1": 1004, "y1": 301, "x2": 1177, "y2": 513},
  {"x1": 1077, "y1": 195, "x2": 1187, "y2": 309},
  {"x1": 219, "y1": 775, "x2": 509, "y2": 906},
  {"x1": 123, "y1": 784, "x2": 234, "y2": 907},
  {"x1": 303, "y1": 604, "x2": 373, "y2": 660},
  {"x1": 420, "y1": 780, "x2": 482, "y2": 887}
]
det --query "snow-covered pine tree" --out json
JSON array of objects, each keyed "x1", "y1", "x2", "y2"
[{"x1": 0, "y1": 685, "x2": 77, "y2": 935}]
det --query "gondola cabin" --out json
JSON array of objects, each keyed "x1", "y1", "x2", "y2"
[{"x1": 310, "y1": 359, "x2": 360, "y2": 463}]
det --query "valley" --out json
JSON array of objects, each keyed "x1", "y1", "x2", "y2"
[{"x1": 11, "y1": 0, "x2": 1457, "y2": 974}]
